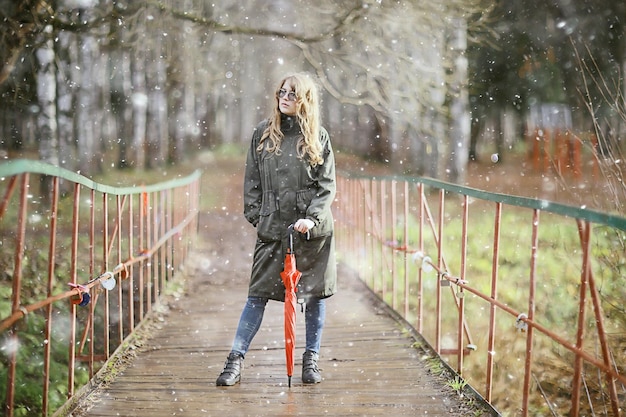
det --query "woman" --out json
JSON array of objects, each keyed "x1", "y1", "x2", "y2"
[{"x1": 216, "y1": 72, "x2": 337, "y2": 386}]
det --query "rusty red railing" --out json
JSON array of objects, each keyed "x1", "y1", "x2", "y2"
[
  {"x1": 335, "y1": 173, "x2": 626, "y2": 417},
  {"x1": 0, "y1": 160, "x2": 200, "y2": 417}
]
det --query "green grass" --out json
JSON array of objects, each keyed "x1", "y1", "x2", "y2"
[{"x1": 446, "y1": 375, "x2": 469, "y2": 393}]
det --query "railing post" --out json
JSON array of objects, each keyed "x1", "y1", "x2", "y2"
[
  {"x1": 0, "y1": 176, "x2": 18, "y2": 219},
  {"x1": 126, "y1": 194, "x2": 135, "y2": 336},
  {"x1": 43, "y1": 177, "x2": 59, "y2": 416},
  {"x1": 403, "y1": 181, "x2": 410, "y2": 319},
  {"x1": 391, "y1": 180, "x2": 398, "y2": 311},
  {"x1": 416, "y1": 183, "x2": 424, "y2": 334},
  {"x1": 457, "y1": 195, "x2": 469, "y2": 374},
  {"x1": 357, "y1": 179, "x2": 365, "y2": 285},
  {"x1": 486, "y1": 201, "x2": 502, "y2": 402},
  {"x1": 90, "y1": 190, "x2": 99, "y2": 376},
  {"x1": 6, "y1": 173, "x2": 29, "y2": 417},
  {"x1": 435, "y1": 189, "x2": 445, "y2": 353},
  {"x1": 370, "y1": 179, "x2": 379, "y2": 293},
  {"x1": 139, "y1": 192, "x2": 146, "y2": 322},
  {"x1": 166, "y1": 188, "x2": 173, "y2": 282},
  {"x1": 583, "y1": 222, "x2": 621, "y2": 417},
  {"x1": 159, "y1": 190, "x2": 167, "y2": 291},
  {"x1": 521, "y1": 209, "x2": 539, "y2": 417},
  {"x1": 68, "y1": 183, "x2": 81, "y2": 399},
  {"x1": 380, "y1": 181, "x2": 387, "y2": 302},
  {"x1": 146, "y1": 191, "x2": 153, "y2": 312},
  {"x1": 570, "y1": 220, "x2": 588, "y2": 416}
]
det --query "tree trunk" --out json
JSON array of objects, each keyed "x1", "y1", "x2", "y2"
[
  {"x1": 76, "y1": 8, "x2": 100, "y2": 175},
  {"x1": 145, "y1": 23, "x2": 168, "y2": 169},
  {"x1": 166, "y1": 20, "x2": 194, "y2": 164},
  {"x1": 131, "y1": 13, "x2": 147, "y2": 170},
  {"x1": 55, "y1": 30, "x2": 77, "y2": 173},
  {"x1": 445, "y1": 17, "x2": 470, "y2": 184},
  {"x1": 469, "y1": 115, "x2": 484, "y2": 162},
  {"x1": 36, "y1": 25, "x2": 58, "y2": 200},
  {"x1": 111, "y1": 48, "x2": 133, "y2": 169}
]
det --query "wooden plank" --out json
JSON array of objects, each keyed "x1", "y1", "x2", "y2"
[{"x1": 76, "y1": 265, "x2": 481, "y2": 416}]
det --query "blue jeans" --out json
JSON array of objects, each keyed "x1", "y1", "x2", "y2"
[{"x1": 231, "y1": 296, "x2": 326, "y2": 358}]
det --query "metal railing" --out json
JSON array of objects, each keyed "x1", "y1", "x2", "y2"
[
  {"x1": 335, "y1": 173, "x2": 626, "y2": 417},
  {"x1": 0, "y1": 160, "x2": 200, "y2": 417}
]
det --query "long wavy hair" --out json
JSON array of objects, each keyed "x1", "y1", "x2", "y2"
[{"x1": 257, "y1": 72, "x2": 324, "y2": 166}]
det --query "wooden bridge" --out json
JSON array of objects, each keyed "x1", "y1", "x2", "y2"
[
  {"x1": 1, "y1": 156, "x2": 624, "y2": 417},
  {"x1": 67, "y1": 192, "x2": 494, "y2": 416}
]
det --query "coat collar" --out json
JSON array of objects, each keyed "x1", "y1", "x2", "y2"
[{"x1": 280, "y1": 114, "x2": 301, "y2": 134}]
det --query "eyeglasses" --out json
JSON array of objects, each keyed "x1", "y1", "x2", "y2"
[{"x1": 277, "y1": 88, "x2": 297, "y2": 101}]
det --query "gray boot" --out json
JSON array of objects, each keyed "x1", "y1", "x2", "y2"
[
  {"x1": 302, "y1": 350, "x2": 322, "y2": 384},
  {"x1": 216, "y1": 352, "x2": 244, "y2": 386}
]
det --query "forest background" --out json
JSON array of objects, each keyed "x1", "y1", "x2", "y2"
[{"x1": 0, "y1": 0, "x2": 625, "y2": 207}]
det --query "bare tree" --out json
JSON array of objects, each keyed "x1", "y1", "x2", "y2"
[
  {"x1": 165, "y1": 0, "x2": 486, "y2": 181},
  {"x1": 130, "y1": 8, "x2": 149, "y2": 170},
  {"x1": 54, "y1": 27, "x2": 78, "y2": 173},
  {"x1": 0, "y1": 0, "x2": 51, "y2": 86},
  {"x1": 75, "y1": 5, "x2": 101, "y2": 174},
  {"x1": 35, "y1": 24, "x2": 58, "y2": 168},
  {"x1": 280, "y1": 0, "x2": 483, "y2": 181},
  {"x1": 1, "y1": 0, "x2": 488, "y2": 181}
]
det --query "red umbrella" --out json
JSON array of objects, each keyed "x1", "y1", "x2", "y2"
[{"x1": 280, "y1": 226, "x2": 302, "y2": 388}]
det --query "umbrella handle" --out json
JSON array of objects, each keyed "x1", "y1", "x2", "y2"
[
  {"x1": 287, "y1": 224, "x2": 310, "y2": 251},
  {"x1": 287, "y1": 224, "x2": 295, "y2": 252}
]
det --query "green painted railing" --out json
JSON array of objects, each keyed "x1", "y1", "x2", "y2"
[
  {"x1": 336, "y1": 172, "x2": 626, "y2": 417},
  {"x1": 343, "y1": 171, "x2": 626, "y2": 231},
  {"x1": 0, "y1": 159, "x2": 202, "y2": 195},
  {"x1": 0, "y1": 159, "x2": 201, "y2": 417}
]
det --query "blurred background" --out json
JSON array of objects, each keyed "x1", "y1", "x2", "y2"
[{"x1": 0, "y1": 0, "x2": 624, "y2": 205}]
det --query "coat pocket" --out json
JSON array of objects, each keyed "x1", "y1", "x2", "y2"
[
  {"x1": 260, "y1": 190, "x2": 277, "y2": 216},
  {"x1": 307, "y1": 215, "x2": 333, "y2": 239},
  {"x1": 257, "y1": 190, "x2": 281, "y2": 240}
]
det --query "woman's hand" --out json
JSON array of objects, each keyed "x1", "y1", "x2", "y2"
[{"x1": 294, "y1": 218, "x2": 315, "y2": 234}]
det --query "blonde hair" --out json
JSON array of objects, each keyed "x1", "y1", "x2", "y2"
[{"x1": 257, "y1": 73, "x2": 324, "y2": 166}]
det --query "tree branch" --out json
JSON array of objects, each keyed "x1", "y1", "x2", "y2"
[
  {"x1": 146, "y1": 0, "x2": 366, "y2": 43},
  {"x1": 295, "y1": 40, "x2": 387, "y2": 114},
  {"x1": 0, "y1": 0, "x2": 53, "y2": 85}
]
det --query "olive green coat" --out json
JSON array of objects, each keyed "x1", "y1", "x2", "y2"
[{"x1": 243, "y1": 116, "x2": 337, "y2": 302}]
